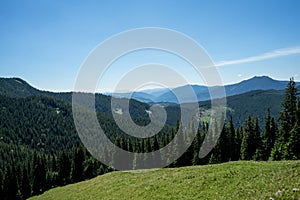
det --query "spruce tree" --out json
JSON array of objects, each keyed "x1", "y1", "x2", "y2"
[
  {"x1": 261, "y1": 109, "x2": 277, "y2": 160},
  {"x1": 174, "y1": 121, "x2": 185, "y2": 167},
  {"x1": 71, "y1": 147, "x2": 85, "y2": 183},
  {"x1": 241, "y1": 116, "x2": 259, "y2": 160},
  {"x1": 253, "y1": 118, "x2": 263, "y2": 160},
  {"x1": 286, "y1": 122, "x2": 300, "y2": 159},
  {"x1": 279, "y1": 78, "x2": 298, "y2": 143},
  {"x1": 219, "y1": 121, "x2": 229, "y2": 162},
  {"x1": 192, "y1": 129, "x2": 202, "y2": 165},
  {"x1": 271, "y1": 78, "x2": 299, "y2": 160},
  {"x1": 32, "y1": 155, "x2": 46, "y2": 195},
  {"x1": 21, "y1": 164, "x2": 31, "y2": 199},
  {"x1": 233, "y1": 127, "x2": 243, "y2": 160},
  {"x1": 0, "y1": 170, "x2": 3, "y2": 199},
  {"x1": 227, "y1": 116, "x2": 236, "y2": 161},
  {"x1": 58, "y1": 151, "x2": 71, "y2": 186},
  {"x1": 4, "y1": 166, "x2": 19, "y2": 200},
  {"x1": 209, "y1": 120, "x2": 222, "y2": 164}
]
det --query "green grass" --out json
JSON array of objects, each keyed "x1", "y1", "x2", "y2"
[{"x1": 30, "y1": 161, "x2": 300, "y2": 200}]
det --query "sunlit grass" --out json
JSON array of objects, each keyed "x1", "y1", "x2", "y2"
[{"x1": 30, "y1": 161, "x2": 300, "y2": 200}]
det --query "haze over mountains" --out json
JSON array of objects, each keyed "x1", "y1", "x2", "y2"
[
  {"x1": 0, "y1": 75, "x2": 298, "y2": 128},
  {"x1": 109, "y1": 76, "x2": 300, "y2": 103}
]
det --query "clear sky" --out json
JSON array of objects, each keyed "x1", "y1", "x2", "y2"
[{"x1": 1, "y1": 0, "x2": 300, "y2": 92}]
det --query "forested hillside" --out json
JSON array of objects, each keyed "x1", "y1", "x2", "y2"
[{"x1": 0, "y1": 77, "x2": 299, "y2": 199}]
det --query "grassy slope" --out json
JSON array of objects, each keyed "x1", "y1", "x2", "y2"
[{"x1": 30, "y1": 161, "x2": 300, "y2": 200}]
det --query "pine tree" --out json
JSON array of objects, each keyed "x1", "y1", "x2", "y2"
[
  {"x1": 146, "y1": 138, "x2": 152, "y2": 153},
  {"x1": 253, "y1": 118, "x2": 263, "y2": 160},
  {"x1": 271, "y1": 78, "x2": 299, "y2": 160},
  {"x1": 174, "y1": 121, "x2": 186, "y2": 167},
  {"x1": 58, "y1": 151, "x2": 71, "y2": 186},
  {"x1": 261, "y1": 109, "x2": 277, "y2": 160},
  {"x1": 83, "y1": 157, "x2": 96, "y2": 179},
  {"x1": 21, "y1": 164, "x2": 31, "y2": 199},
  {"x1": 209, "y1": 120, "x2": 222, "y2": 164},
  {"x1": 152, "y1": 134, "x2": 161, "y2": 168},
  {"x1": 128, "y1": 138, "x2": 133, "y2": 152},
  {"x1": 219, "y1": 122, "x2": 228, "y2": 162},
  {"x1": 279, "y1": 78, "x2": 298, "y2": 143},
  {"x1": 227, "y1": 116, "x2": 236, "y2": 161},
  {"x1": 51, "y1": 155, "x2": 58, "y2": 172},
  {"x1": 233, "y1": 127, "x2": 243, "y2": 160},
  {"x1": 112, "y1": 135, "x2": 122, "y2": 168},
  {"x1": 32, "y1": 155, "x2": 46, "y2": 195},
  {"x1": 153, "y1": 135, "x2": 160, "y2": 151},
  {"x1": 71, "y1": 147, "x2": 85, "y2": 183},
  {"x1": 286, "y1": 122, "x2": 300, "y2": 159},
  {"x1": 0, "y1": 170, "x2": 3, "y2": 199},
  {"x1": 4, "y1": 166, "x2": 19, "y2": 200},
  {"x1": 241, "y1": 116, "x2": 259, "y2": 160},
  {"x1": 192, "y1": 129, "x2": 202, "y2": 165}
]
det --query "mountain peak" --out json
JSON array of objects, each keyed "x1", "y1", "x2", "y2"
[
  {"x1": 253, "y1": 75, "x2": 272, "y2": 79},
  {"x1": 245, "y1": 76, "x2": 275, "y2": 82}
]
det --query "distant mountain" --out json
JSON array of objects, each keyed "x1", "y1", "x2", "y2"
[
  {"x1": 225, "y1": 76, "x2": 293, "y2": 96},
  {"x1": 108, "y1": 88, "x2": 172, "y2": 103},
  {"x1": 0, "y1": 76, "x2": 298, "y2": 127},
  {"x1": 111, "y1": 76, "x2": 299, "y2": 103}
]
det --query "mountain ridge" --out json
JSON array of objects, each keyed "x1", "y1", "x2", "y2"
[
  {"x1": 0, "y1": 76, "x2": 298, "y2": 127},
  {"x1": 109, "y1": 76, "x2": 299, "y2": 103}
]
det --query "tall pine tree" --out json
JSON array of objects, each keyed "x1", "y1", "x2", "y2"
[{"x1": 271, "y1": 78, "x2": 299, "y2": 160}]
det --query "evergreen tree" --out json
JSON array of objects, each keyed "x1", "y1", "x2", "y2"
[
  {"x1": 220, "y1": 121, "x2": 231, "y2": 162},
  {"x1": 279, "y1": 78, "x2": 298, "y2": 143},
  {"x1": 271, "y1": 78, "x2": 299, "y2": 160},
  {"x1": 127, "y1": 138, "x2": 133, "y2": 152},
  {"x1": 71, "y1": 147, "x2": 85, "y2": 183},
  {"x1": 146, "y1": 138, "x2": 152, "y2": 153},
  {"x1": 51, "y1": 155, "x2": 58, "y2": 172},
  {"x1": 83, "y1": 158, "x2": 96, "y2": 179},
  {"x1": 152, "y1": 134, "x2": 161, "y2": 167},
  {"x1": 174, "y1": 121, "x2": 186, "y2": 167},
  {"x1": 234, "y1": 127, "x2": 243, "y2": 160},
  {"x1": 261, "y1": 109, "x2": 276, "y2": 160},
  {"x1": 253, "y1": 118, "x2": 263, "y2": 160},
  {"x1": 241, "y1": 117, "x2": 259, "y2": 160},
  {"x1": 153, "y1": 135, "x2": 160, "y2": 151},
  {"x1": 0, "y1": 170, "x2": 3, "y2": 199},
  {"x1": 227, "y1": 116, "x2": 236, "y2": 161},
  {"x1": 209, "y1": 120, "x2": 222, "y2": 164},
  {"x1": 286, "y1": 122, "x2": 300, "y2": 159},
  {"x1": 192, "y1": 129, "x2": 202, "y2": 165},
  {"x1": 4, "y1": 166, "x2": 19, "y2": 200},
  {"x1": 32, "y1": 155, "x2": 46, "y2": 195},
  {"x1": 58, "y1": 151, "x2": 71, "y2": 186},
  {"x1": 21, "y1": 164, "x2": 31, "y2": 199}
]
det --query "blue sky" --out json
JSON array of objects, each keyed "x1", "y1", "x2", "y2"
[{"x1": 1, "y1": 0, "x2": 300, "y2": 92}]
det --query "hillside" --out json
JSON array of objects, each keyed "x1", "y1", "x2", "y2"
[
  {"x1": 0, "y1": 77, "x2": 41, "y2": 97},
  {"x1": 0, "y1": 77, "x2": 289, "y2": 128},
  {"x1": 30, "y1": 161, "x2": 300, "y2": 200},
  {"x1": 223, "y1": 89, "x2": 285, "y2": 127},
  {"x1": 0, "y1": 77, "x2": 151, "y2": 119}
]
